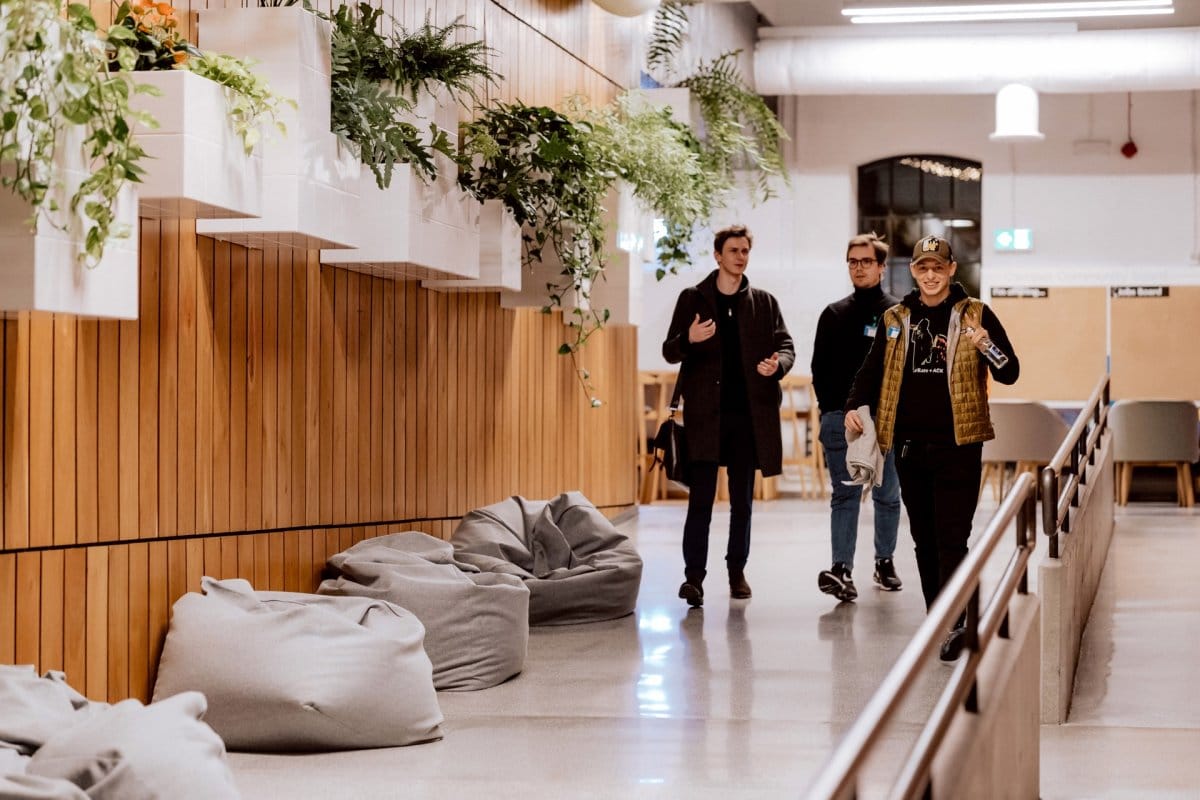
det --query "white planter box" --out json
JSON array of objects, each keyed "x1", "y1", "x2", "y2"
[
  {"x1": 323, "y1": 90, "x2": 480, "y2": 280},
  {"x1": 321, "y1": 162, "x2": 480, "y2": 280},
  {"x1": 0, "y1": 129, "x2": 139, "y2": 319},
  {"x1": 598, "y1": 182, "x2": 647, "y2": 326},
  {"x1": 131, "y1": 70, "x2": 263, "y2": 219},
  {"x1": 630, "y1": 87, "x2": 698, "y2": 129},
  {"x1": 500, "y1": 225, "x2": 589, "y2": 321},
  {"x1": 500, "y1": 181, "x2": 648, "y2": 324},
  {"x1": 196, "y1": 7, "x2": 359, "y2": 250},
  {"x1": 590, "y1": 249, "x2": 642, "y2": 327},
  {"x1": 424, "y1": 200, "x2": 521, "y2": 292}
]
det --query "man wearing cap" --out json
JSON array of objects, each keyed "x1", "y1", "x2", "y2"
[
  {"x1": 845, "y1": 235, "x2": 1019, "y2": 662},
  {"x1": 811, "y1": 232, "x2": 903, "y2": 603}
]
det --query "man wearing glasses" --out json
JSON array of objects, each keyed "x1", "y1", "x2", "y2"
[
  {"x1": 812, "y1": 233, "x2": 903, "y2": 604},
  {"x1": 845, "y1": 235, "x2": 1020, "y2": 662}
]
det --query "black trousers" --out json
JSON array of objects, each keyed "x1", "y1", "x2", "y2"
[
  {"x1": 894, "y1": 440, "x2": 984, "y2": 613},
  {"x1": 682, "y1": 411, "x2": 757, "y2": 577}
]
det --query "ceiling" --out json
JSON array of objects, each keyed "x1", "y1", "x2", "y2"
[{"x1": 740, "y1": 0, "x2": 1200, "y2": 31}]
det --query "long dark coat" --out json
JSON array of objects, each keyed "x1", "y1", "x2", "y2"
[{"x1": 661, "y1": 270, "x2": 795, "y2": 476}]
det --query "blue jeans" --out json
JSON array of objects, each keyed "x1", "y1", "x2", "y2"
[{"x1": 819, "y1": 411, "x2": 901, "y2": 567}]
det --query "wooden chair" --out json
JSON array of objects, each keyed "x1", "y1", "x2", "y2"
[
  {"x1": 779, "y1": 375, "x2": 827, "y2": 499},
  {"x1": 636, "y1": 371, "x2": 661, "y2": 504},
  {"x1": 639, "y1": 371, "x2": 679, "y2": 504},
  {"x1": 1110, "y1": 400, "x2": 1199, "y2": 507}
]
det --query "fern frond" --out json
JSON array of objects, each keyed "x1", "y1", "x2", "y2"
[{"x1": 645, "y1": 0, "x2": 696, "y2": 82}]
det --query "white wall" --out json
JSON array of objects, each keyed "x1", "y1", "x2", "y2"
[{"x1": 637, "y1": 89, "x2": 1200, "y2": 372}]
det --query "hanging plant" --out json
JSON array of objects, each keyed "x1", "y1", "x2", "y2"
[
  {"x1": 645, "y1": 0, "x2": 789, "y2": 207},
  {"x1": 317, "y1": 3, "x2": 497, "y2": 190},
  {"x1": 104, "y1": 1, "x2": 293, "y2": 155},
  {"x1": 0, "y1": 0, "x2": 151, "y2": 265},
  {"x1": 645, "y1": 0, "x2": 695, "y2": 84},
  {"x1": 458, "y1": 102, "x2": 617, "y2": 406},
  {"x1": 576, "y1": 93, "x2": 728, "y2": 279},
  {"x1": 682, "y1": 51, "x2": 788, "y2": 204},
  {"x1": 384, "y1": 13, "x2": 499, "y2": 105}
]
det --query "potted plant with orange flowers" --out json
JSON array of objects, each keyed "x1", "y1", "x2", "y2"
[{"x1": 108, "y1": 1, "x2": 292, "y2": 219}]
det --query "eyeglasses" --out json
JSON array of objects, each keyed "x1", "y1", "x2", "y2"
[{"x1": 847, "y1": 258, "x2": 878, "y2": 269}]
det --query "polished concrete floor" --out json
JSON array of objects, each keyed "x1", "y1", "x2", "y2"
[
  {"x1": 226, "y1": 491, "x2": 1199, "y2": 799},
  {"x1": 1039, "y1": 505, "x2": 1200, "y2": 800}
]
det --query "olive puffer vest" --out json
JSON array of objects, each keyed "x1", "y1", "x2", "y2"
[{"x1": 874, "y1": 297, "x2": 994, "y2": 453}]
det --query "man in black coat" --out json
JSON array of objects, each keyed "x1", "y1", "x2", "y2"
[{"x1": 662, "y1": 225, "x2": 795, "y2": 607}]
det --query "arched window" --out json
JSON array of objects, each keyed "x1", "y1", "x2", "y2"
[{"x1": 857, "y1": 155, "x2": 982, "y2": 299}]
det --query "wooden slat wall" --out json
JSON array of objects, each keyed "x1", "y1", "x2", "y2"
[{"x1": 3, "y1": 0, "x2": 642, "y2": 702}]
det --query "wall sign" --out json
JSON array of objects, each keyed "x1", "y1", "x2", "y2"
[
  {"x1": 1110, "y1": 286, "x2": 1169, "y2": 298},
  {"x1": 994, "y1": 228, "x2": 1033, "y2": 251},
  {"x1": 991, "y1": 286, "x2": 1048, "y2": 298}
]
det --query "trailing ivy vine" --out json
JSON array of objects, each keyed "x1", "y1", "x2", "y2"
[
  {"x1": 458, "y1": 102, "x2": 616, "y2": 406},
  {"x1": 0, "y1": 0, "x2": 151, "y2": 265}
]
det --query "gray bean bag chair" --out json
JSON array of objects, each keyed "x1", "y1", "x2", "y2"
[
  {"x1": 0, "y1": 666, "x2": 239, "y2": 799},
  {"x1": 27, "y1": 693, "x2": 239, "y2": 800},
  {"x1": 318, "y1": 532, "x2": 529, "y2": 691},
  {"x1": 451, "y1": 491, "x2": 643, "y2": 626},
  {"x1": 0, "y1": 668, "x2": 96, "y2": 756},
  {"x1": 152, "y1": 577, "x2": 442, "y2": 752}
]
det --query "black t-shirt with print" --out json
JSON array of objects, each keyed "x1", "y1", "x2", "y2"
[{"x1": 894, "y1": 295, "x2": 957, "y2": 443}]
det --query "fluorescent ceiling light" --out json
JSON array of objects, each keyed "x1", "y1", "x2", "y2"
[
  {"x1": 845, "y1": 0, "x2": 1169, "y2": 14},
  {"x1": 843, "y1": 0, "x2": 1174, "y2": 23},
  {"x1": 849, "y1": 8, "x2": 1173, "y2": 23}
]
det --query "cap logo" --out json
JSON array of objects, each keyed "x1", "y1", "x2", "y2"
[{"x1": 921, "y1": 238, "x2": 941, "y2": 253}]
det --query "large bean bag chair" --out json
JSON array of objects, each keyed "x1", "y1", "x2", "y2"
[
  {"x1": 0, "y1": 667, "x2": 95, "y2": 755},
  {"x1": 27, "y1": 693, "x2": 240, "y2": 800},
  {"x1": 152, "y1": 577, "x2": 442, "y2": 752},
  {"x1": 319, "y1": 532, "x2": 529, "y2": 691},
  {"x1": 0, "y1": 666, "x2": 239, "y2": 800},
  {"x1": 451, "y1": 491, "x2": 643, "y2": 626}
]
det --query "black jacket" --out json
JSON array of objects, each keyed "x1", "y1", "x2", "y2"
[
  {"x1": 662, "y1": 271, "x2": 795, "y2": 475},
  {"x1": 811, "y1": 284, "x2": 899, "y2": 414}
]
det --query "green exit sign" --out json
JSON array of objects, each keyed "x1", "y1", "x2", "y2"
[{"x1": 994, "y1": 228, "x2": 1033, "y2": 251}]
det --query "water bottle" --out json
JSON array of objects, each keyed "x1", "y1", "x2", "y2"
[{"x1": 965, "y1": 326, "x2": 1009, "y2": 369}]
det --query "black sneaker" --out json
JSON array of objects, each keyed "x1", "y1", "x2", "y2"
[
  {"x1": 939, "y1": 626, "x2": 967, "y2": 663},
  {"x1": 873, "y1": 557, "x2": 902, "y2": 591},
  {"x1": 818, "y1": 563, "x2": 857, "y2": 602},
  {"x1": 678, "y1": 580, "x2": 704, "y2": 608}
]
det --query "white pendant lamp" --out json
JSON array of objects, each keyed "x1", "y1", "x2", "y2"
[
  {"x1": 591, "y1": 0, "x2": 659, "y2": 17},
  {"x1": 990, "y1": 83, "x2": 1045, "y2": 142}
]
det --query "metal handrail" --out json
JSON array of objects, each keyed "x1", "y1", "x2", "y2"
[
  {"x1": 1040, "y1": 375, "x2": 1111, "y2": 558},
  {"x1": 805, "y1": 472, "x2": 1039, "y2": 800}
]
